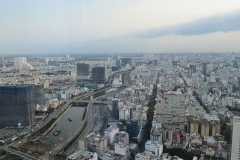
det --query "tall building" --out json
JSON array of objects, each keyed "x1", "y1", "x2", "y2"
[
  {"x1": 91, "y1": 67, "x2": 105, "y2": 84},
  {"x1": 231, "y1": 116, "x2": 240, "y2": 160},
  {"x1": 155, "y1": 91, "x2": 185, "y2": 132},
  {"x1": 190, "y1": 64, "x2": 197, "y2": 73},
  {"x1": 34, "y1": 84, "x2": 45, "y2": 105},
  {"x1": 202, "y1": 63, "x2": 207, "y2": 76},
  {"x1": 126, "y1": 119, "x2": 139, "y2": 140},
  {"x1": 0, "y1": 85, "x2": 35, "y2": 127},
  {"x1": 0, "y1": 57, "x2": 6, "y2": 67},
  {"x1": 14, "y1": 57, "x2": 27, "y2": 69},
  {"x1": 112, "y1": 99, "x2": 119, "y2": 120},
  {"x1": 77, "y1": 63, "x2": 90, "y2": 81},
  {"x1": 121, "y1": 58, "x2": 132, "y2": 67}
]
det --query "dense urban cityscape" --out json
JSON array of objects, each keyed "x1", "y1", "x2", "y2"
[
  {"x1": 1, "y1": 0, "x2": 240, "y2": 160},
  {"x1": 0, "y1": 53, "x2": 239, "y2": 160}
]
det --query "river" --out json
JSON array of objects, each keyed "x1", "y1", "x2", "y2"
[{"x1": 47, "y1": 106, "x2": 85, "y2": 143}]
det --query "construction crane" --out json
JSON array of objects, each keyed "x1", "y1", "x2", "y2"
[{"x1": 7, "y1": 102, "x2": 22, "y2": 129}]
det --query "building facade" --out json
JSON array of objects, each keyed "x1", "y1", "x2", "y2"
[
  {"x1": 0, "y1": 57, "x2": 6, "y2": 67},
  {"x1": 0, "y1": 85, "x2": 35, "y2": 127},
  {"x1": 115, "y1": 131, "x2": 129, "y2": 145},
  {"x1": 126, "y1": 119, "x2": 139, "y2": 140},
  {"x1": 14, "y1": 57, "x2": 27, "y2": 69},
  {"x1": 155, "y1": 91, "x2": 185, "y2": 132},
  {"x1": 231, "y1": 116, "x2": 240, "y2": 160},
  {"x1": 77, "y1": 63, "x2": 90, "y2": 81},
  {"x1": 91, "y1": 67, "x2": 105, "y2": 84},
  {"x1": 112, "y1": 99, "x2": 119, "y2": 120},
  {"x1": 79, "y1": 133, "x2": 108, "y2": 157},
  {"x1": 104, "y1": 125, "x2": 119, "y2": 144}
]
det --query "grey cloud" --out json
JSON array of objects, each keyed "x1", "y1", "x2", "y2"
[{"x1": 136, "y1": 10, "x2": 240, "y2": 38}]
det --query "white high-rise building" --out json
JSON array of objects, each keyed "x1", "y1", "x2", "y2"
[
  {"x1": 231, "y1": 116, "x2": 240, "y2": 160},
  {"x1": 14, "y1": 57, "x2": 27, "y2": 69}
]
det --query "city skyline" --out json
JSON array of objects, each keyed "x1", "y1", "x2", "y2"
[{"x1": 1, "y1": 0, "x2": 240, "y2": 54}]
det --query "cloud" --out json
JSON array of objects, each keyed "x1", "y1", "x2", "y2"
[{"x1": 136, "y1": 10, "x2": 240, "y2": 38}]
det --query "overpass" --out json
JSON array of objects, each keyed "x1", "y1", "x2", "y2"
[
  {"x1": 7, "y1": 148, "x2": 38, "y2": 160},
  {"x1": 63, "y1": 99, "x2": 111, "y2": 105}
]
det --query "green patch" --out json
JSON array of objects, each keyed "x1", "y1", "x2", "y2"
[
  {"x1": 1, "y1": 154, "x2": 22, "y2": 160},
  {"x1": 54, "y1": 154, "x2": 66, "y2": 160}
]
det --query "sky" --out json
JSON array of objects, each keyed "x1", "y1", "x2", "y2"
[{"x1": 1, "y1": 0, "x2": 240, "y2": 54}]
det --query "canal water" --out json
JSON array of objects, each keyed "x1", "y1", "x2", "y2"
[{"x1": 47, "y1": 106, "x2": 85, "y2": 143}]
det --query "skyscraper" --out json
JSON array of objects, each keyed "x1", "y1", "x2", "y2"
[
  {"x1": 0, "y1": 85, "x2": 35, "y2": 127},
  {"x1": 77, "y1": 63, "x2": 90, "y2": 81},
  {"x1": 112, "y1": 99, "x2": 119, "y2": 120},
  {"x1": 202, "y1": 63, "x2": 207, "y2": 76},
  {"x1": 231, "y1": 116, "x2": 240, "y2": 160},
  {"x1": 91, "y1": 67, "x2": 105, "y2": 84},
  {"x1": 0, "y1": 57, "x2": 6, "y2": 67}
]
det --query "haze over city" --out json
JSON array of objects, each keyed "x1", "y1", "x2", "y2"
[{"x1": 1, "y1": 0, "x2": 240, "y2": 54}]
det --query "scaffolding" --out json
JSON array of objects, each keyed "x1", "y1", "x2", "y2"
[{"x1": 0, "y1": 85, "x2": 35, "y2": 127}]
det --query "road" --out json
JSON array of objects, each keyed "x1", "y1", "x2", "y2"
[{"x1": 55, "y1": 87, "x2": 127, "y2": 158}]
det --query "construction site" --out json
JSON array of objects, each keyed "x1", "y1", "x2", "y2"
[
  {"x1": 0, "y1": 85, "x2": 35, "y2": 128},
  {"x1": 18, "y1": 136, "x2": 63, "y2": 156}
]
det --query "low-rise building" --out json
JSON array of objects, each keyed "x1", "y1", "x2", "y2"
[
  {"x1": 145, "y1": 140, "x2": 163, "y2": 157},
  {"x1": 114, "y1": 131, "x2": 129, "y2": 145},
  {"x1": 114, "y1": 142, "x2": 129, "y2": 158},
  {"x1": 66, "y1": 149, "x2": 97, "y2": 160},
  {"x1": 79, "y1": 133, "x2": 108, "y2": 157}
]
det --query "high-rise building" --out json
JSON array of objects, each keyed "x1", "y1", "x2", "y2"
[
  {"x1": 0, "y1": 57, "x2": 6, "y2": 67},
  {"x1": 126, "y1": 119, "x2": 139, "y2": 140},
  {"x1": 121, "y1": 58, "x2": 132, "y2": 67},
  {"x1": 231, "y1": 116, "x2": 240, "y2": 160},
  {"x1": 92, "y1": 67, "x2": 105, "y2": 84},
  {"x1": 155, "y1": 91, "x2": 185, "y2": 132},
  {"x1": 190, "y1": 64, "x2": 197, "y2": 73},
  {"x1": 202, "y1": 63, "x2": 207, "y2": 76},
  {"x1": 14, "y1": 57, "x2": 27, "y2": 69},
  {"x1": 112, "y1": 99, "x2": 119, "y2": 120},
  {"x1": 0, "y1": 85, "x2": 35, "y2": 127},
  {"x1": 77, "y1": 63, "x2": 90, "y2": 81},
  {"x1": 34, "y1": 84, "x2": 45, "y2": 105}
]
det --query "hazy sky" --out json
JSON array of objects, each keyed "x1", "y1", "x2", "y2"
[{"x1": 1, "y1": 0, "x2": 240, "y2": 54}]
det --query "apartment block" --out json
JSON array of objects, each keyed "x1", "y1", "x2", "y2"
[
  {"x1": 79, "y1": 133, "x2": 108, "y2": 157},
  {"x1": 104, "y1": 125, "x2": 119, "y2": 144}
]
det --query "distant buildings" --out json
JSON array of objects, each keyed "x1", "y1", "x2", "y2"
[
  {"x1": 91, "y1": 67, "x2": 105, "y2": 84},
  {"x1": 14, "y1": 57, "x2": 33, "y2": 70},
  {"x1": 231, "y1": 116, "x2": 240, "y2": 160},
  {"x1": 202, "y1": 62, "x2": 207, "y2": 76},
  {"x1": 121, "y1": 58, "x2": 132, "y2": 67},
  {"x1": 0, "y1": 85, "x2": 35, "y2": 127},
  {"x1": 77, "y1": 63, "x2": 90, "y2": 81},
  {"x1": 66, "y1": 149, "x2": 97, "y2": 160},
  {"x1": 14, "y1": 57, "x2": 26, "y2": 69},
  {"x1": 0, "y1": 57, "x2": 6, "y2": 67}
]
